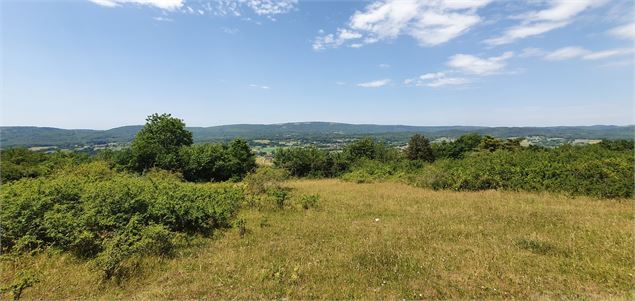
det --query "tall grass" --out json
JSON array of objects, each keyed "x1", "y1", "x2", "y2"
[{"x1": 2, "y1": 179, "x2": 632, "y2": 299}]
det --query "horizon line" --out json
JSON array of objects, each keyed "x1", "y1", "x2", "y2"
[{"x1": 1, "y1": 121, "x2": 634, "y2": 132}]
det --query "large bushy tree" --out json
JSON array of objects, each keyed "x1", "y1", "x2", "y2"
[
  {"x1": 130, "y1": 113, "x2": 193, "y2": 172},
  {"x1": 405, "y1": 134, "x2": 435, "y2": 162}
]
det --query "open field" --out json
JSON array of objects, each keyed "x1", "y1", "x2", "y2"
[{"x1": 1, "y1": 179, "x2": 633, "y2": 299}]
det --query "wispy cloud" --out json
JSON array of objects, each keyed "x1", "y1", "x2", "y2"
[
  {"x1": 609, "y1": 21, "x2": 635, "y2": 40},
  {"x1": 90, "y1": 0, "x2": 184, "y2": 11},
  {"x1": 89, "y1": 0, "x2": 297, "y2": 19},
  {"x1": 405, "y1": 72, "x2": 470, "y2": 88},
  {"x1": 544, "y1": 46, "x2": 590, "y2": 60},
  {"x1": 543, "y1": 46, "x2": 633, "y2": 61},
  {"x1": 153, "y1": 16, "x2": 173, "y2": 22},
  {"x1": 405, "y1": 51, "x2": 513, "y2": 88},
  {"x1": 221, "y1": 27, "x2": 239, "y2": 34},
  {"x1": 249, "y1": 84, "x2": 270, "y2": 89},
  {"x1": 447, "y1": 51, "x2": 513, "y2": 75},
  {"x1": 244, "y1": 0, "x2": 297, "y2": 18},
  {"x1": 485, "y1": 0, "x2": 605, "y2": 45},
  {"x1": 313, "y1": 0, "x2": 491, "y2": 50},
  {"x1": 357, "y1": 79, "x2": 391, "y2": 88},
  {"x1": 378, "y1": 63, "x2": 391, "y2": 68}
]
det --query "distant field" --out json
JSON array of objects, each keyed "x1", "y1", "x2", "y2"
[{"x1": 1, "y1": 180, "x2": 632, "y2": 299}]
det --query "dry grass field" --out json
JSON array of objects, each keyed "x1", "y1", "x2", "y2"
[{"x1": 1, "y1": 179, "x2": 633, "y2": 299}]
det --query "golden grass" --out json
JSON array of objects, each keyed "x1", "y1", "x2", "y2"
[{"x1": 2, "y1": 179, "x2": 633, "y2": 299}]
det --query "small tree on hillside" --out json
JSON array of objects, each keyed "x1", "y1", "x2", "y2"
[
  {"x1": 130, "y1": 113, "x2": 193, "y2": 172},
  {"x1": 405, "y1": 134, "x2": 435, "y2": 162}
]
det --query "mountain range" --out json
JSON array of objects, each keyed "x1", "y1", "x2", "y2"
[{"x1": 1, "y1": 122, "x2": 633, "y2": 148}]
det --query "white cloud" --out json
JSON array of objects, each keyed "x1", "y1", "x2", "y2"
[
  {"x1": 406, "y1": 51, "x2": 513, "y2": 88},
  {"x1": 378, "y1": 63, "x2": 391, "y2": 68},
  {"x1": 447, "y1": 51, "x2": 513, "y2": 75},
  {"x1": 519, "y1": 47, "x2": 547, "y2": 58},
  {"x1": 313, "y1": 0, "x2": 491, "y2": 50},
  {"x1": 90, "y1": 0, "x2": 297, "y2": 19},
  {"x1": 90, "y1": 0, "x2": 119, "y2": 7},
  {"x1": 89, "y1": 0, "x2": 184, "y2": 10},
  {"x1": 544, "y1": 46, "x2": 589, "y2": 60},
  {"x1": 221, "y1": 27, "x2": 239, "y2": 34},
  {"x1": 598, "y1": 59, "x2": 633, "y2": 68},
  {"x1": 357, "y1": 79, "x2": 391, "y2": 88},
  {"x1": 244, "y1": 0, "x2": 297, "y2": 17},
  {"x1": 609, "y1": 21, "x2": 635, "y2": 40},
  {"x1": 153, "y1": 16, "x2": 173, "y2": 22},
  {"x1": 249, "y1": 84, "x2": 270, "y2": 89},
  {"x1": 582, "y1": 48, "x2": 632, "y2": 60},
  {"x1": 543, "y1": 46, "x2": 633, "y2": 61},
  {"x1": 426, "y1": 76, "x2": 470, "y2": 87},
  {"x1": 405, "y1": 72, "x2": 469, "y2": 88},
  {"x1": 419, "y1": 72, "x2": 445, "y2": 80},
  {"x1": 485, "y1": 0, "x2": 605, "y2": 45}
]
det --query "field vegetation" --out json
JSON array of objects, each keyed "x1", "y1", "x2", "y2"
[
  {"x1": 1, "y1": 114, "x2": 633, "y2": 299},
  {"x1": 1, "y1": 180, "x2": 632, "y2": 299}
]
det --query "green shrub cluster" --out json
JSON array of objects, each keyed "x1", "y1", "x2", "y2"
[
  {"x1": 273, "y1": 138, "x2": 401, "y2": 177},
  {"x1": 1, "y1": 148, "x2": 92, "y2": 183},
  {"x1": 98, "y1": 113, "x2": 256, "y2": 182},
  {"x1": 407, "y1": 145, "x2": 634, "y2": 198},
  {"x1": 272, "y1": 133, "x2": 633, "y2": 198},
  {"x1": 0, "y1": 161, "x2": 244, "y2": 279}
]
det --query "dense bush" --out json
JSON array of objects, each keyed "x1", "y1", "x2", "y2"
[
  {"x1": 243, "y1": 166, "x2": 289, "y2": 195},
  {"x1": 405, "y1": 134, "x2": 434, "y2": 162},
  {"x1": 270, "y1": 134, "x2": 633, "y2": 198},
  {"x1": 1, "y1": 148, "x2": 92, "y2": 182},
  {"x1": 273, "y1": 138, "x2": 402, "y2": 177},
  {"x1": 340, "y1": 159, "x2": 423, "y2": 183},
  {"x1": 273, "y1": 147, "x2": 347, "y2": 177},
  {"x1": 407, "y1": 145, "x2": 634, "y2": 198},
  {"x1": 179, "y1": 139, "x2": 256, "y2": 182},
  {"x1": 0, "y1": 162, "x2": 244, "y2": 278},
  {"x1": 130, "y1": 113, "x2": 193, "y2": 172},
  {"x1": 432, "y1": 133, "x2": 483, "y2": 159}
]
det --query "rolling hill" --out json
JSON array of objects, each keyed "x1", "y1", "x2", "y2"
[{"x1": 1, "y1": 122, "x2": 633, "y2": 148}]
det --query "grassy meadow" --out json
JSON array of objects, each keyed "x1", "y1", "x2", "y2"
[{"x1": 2, "y1": 179, "x2": 632, "y2": 300}]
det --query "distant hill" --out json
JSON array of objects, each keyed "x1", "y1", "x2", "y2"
[{"x1": 1, "y1": 122, "x2": 633, "y2": 148}]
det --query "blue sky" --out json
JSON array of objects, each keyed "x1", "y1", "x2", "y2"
[{"x1": 1, "y1": 0, "x2": 634, "y2": 129}]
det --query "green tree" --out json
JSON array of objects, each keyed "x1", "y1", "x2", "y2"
[
  {"x1": 130, "y1": 113, "x2": 193, "y2": 172},
  {"x1": 226, "y1": 138, "x2": 257, "y2": 179},
  {"x1": 479, "y1": 135, "x2": 502, "y2": 152},
  {"x1": 405, "y1": 134, "x2": 435, "y2": 162}
]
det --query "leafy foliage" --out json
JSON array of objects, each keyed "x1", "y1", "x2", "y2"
[
  {"x1": 130, "y1": 113, "x2": 193, "y2": 172},
  {"x1": 243, "y1": 166, "x2": 289, "y2": 195},
  {"x1": 0, "y1": 149, "x2": 92, "y2": 183},
  {"x1": 408, "y1": 145, "x2": 634, "y2": 198},
  {"x1": 0, "y1": 162, "x2": 244, "y2": 279},
  {"x1": 404, "y1": 134, "x2": 434, "y2": 162},
  {"x1": 179, "y1": 139, "x2": 256, "y2": 182},
  {"x1": 273, "y1": 133, "x2": 633, "y2": 198}
]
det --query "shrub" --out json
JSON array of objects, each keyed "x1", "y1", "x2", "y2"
[
  {"x1": 299, "y1": 194, "x2": 320, "y2": 210},
  {"x1": 273, "y1": 147, "x2": 338, "y2": 177},
  {"x1": 405, "y1": 134, "x2": 435, "y2": 162},
  {"x1": 340, "y1": 159, "x2": 413, "y2": 183},
  {"x1": 0, "y1": 270, "x2": 39, "y2": 300},
  {"x1": 408, "y1": 145, "x2": 634, "y2": 198},
  {"x1": 267, "y1": 187, "x2": 290, "y2": 209},
  {"x1": 234, "y1": 218, "x2": 247, "y2": 238},
  {"x1": 243, "y1": 166, "x2": 289, "y2": 195},
  {"x1": 130, "y1": 113, "x2": 193, "y2": 172},
  {"x1": 0, "y1": 162, "x2": 244, "y2": 278},
  {"x1": 179, "y1": 139, "x2": 256, "y2": 182},
  {"x1": 0, "y1": 148, "x2": 93, "y2": 182}
]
